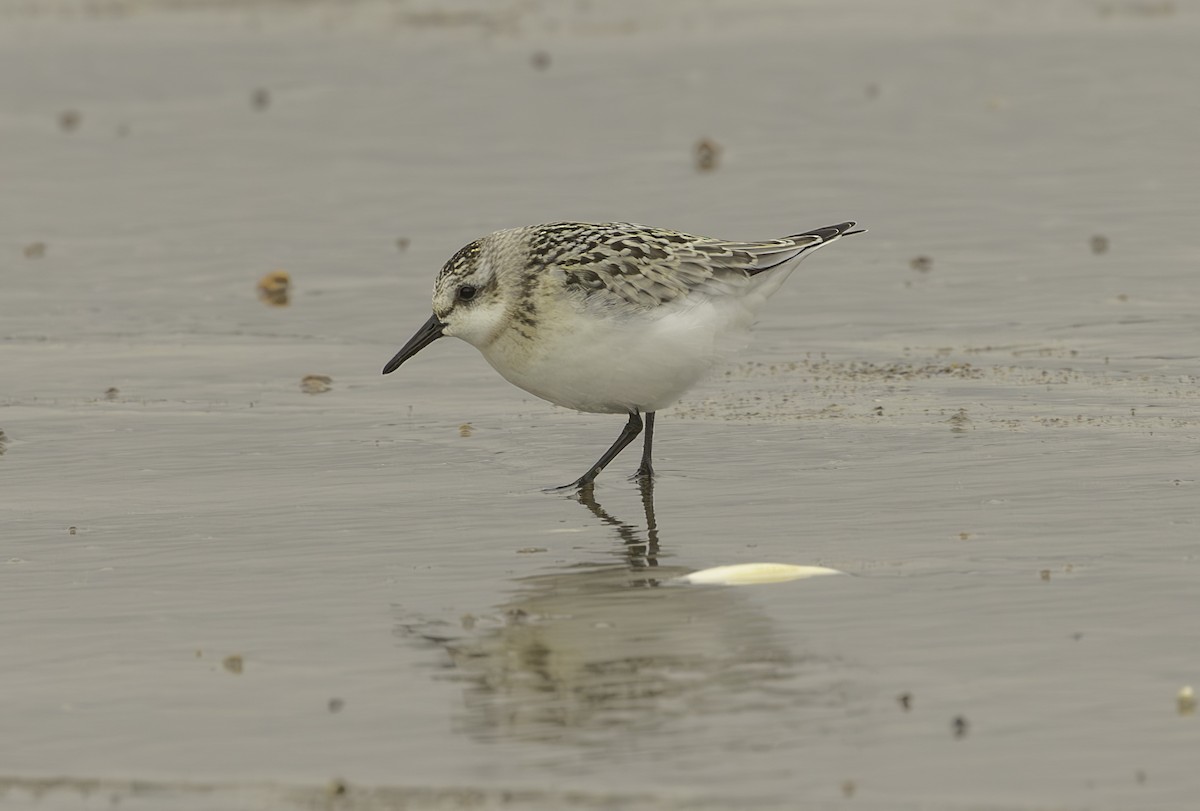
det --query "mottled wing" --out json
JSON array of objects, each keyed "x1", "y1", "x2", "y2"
[{"x1": 533, "y1": 222, "x2": 848, "y2": 310}]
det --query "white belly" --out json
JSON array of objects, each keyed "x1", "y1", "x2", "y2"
[{"x1": 480, "y1": 296, "x2": 761, "y2": 414}]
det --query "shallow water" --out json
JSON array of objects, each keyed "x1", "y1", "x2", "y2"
[{"x1": 3, "y1": 1, "x2": 1199, "y2": 809}]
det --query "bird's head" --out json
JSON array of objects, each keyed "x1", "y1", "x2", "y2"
[{"x1": 382, "y1": 234, "x2": 512, "y2": 374}]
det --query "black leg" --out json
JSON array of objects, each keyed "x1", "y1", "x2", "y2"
[
  {"x1": 556, "y1": 411, "x2": 643, "y2": 490},
  {"x1": 631, "y1": 411, "x2": 655, "y2": 480}
]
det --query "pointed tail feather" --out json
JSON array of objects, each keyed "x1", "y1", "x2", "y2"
[{"x1": 748, "y1": 221, "x2": 864, "y2": 275}]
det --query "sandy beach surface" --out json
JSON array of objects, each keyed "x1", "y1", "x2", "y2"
[{"x1": 3, "y1": 1, "x2": 1198, "y2": 808}]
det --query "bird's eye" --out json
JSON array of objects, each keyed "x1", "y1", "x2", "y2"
[{"x1": 457, "y1": 284, "x2": 478, "y2": 301}]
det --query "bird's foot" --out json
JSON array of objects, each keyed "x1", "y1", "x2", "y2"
[
  {"x1": 546, "y1": 475, "x2": 597, "y2": 494},
  {"x1": 629, "y1": 462, "x2": 654, "y2": 482}
]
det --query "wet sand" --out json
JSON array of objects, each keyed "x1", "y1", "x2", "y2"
[{"x1": 3, "y1": 1, "x2": 1199, "y2": 809}]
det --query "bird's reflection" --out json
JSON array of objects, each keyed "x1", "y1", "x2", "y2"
[
  {"x1": 573, "y1": 478, "x2": 659, "y2": 570},
  {"x1": 394, "y1": 480, "x2": 849, "y2": 748}
]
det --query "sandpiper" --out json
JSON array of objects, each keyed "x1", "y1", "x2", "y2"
[{"x1": 383, "y1": 221, "x2": 863, "y2": 488}]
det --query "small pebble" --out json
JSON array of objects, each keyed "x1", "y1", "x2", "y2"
[
  {"x1": 301, "y1": 374, "x2": 333, "y2": 394},
  {"x1": 909, "y1": 255, "x2": 933, "y2": 272},
  {"x1": 256, "y1": 270, "x2": 291, "y2": 306},
  {"x1": 104, "y1": 387, "x2": 119, "y2": 400},
  {"x1": 694, "y1": 138, "x2": 721, "y2": 172},
  {"x1": 1178, "y1": 685, "x2": 1195, "y2": 716},
  {"x1": 68, "y1": 526, "x2": 77, "y2": 535},
  {"x1": 59, "y1": 110, "x2": 81, "y2": 132},
  {"x1": 458, "y1": 423, "x2": 474, "y2": 437},
  {"x1": 222, "y1": 654, "x2": 244, "y2": 675},
  {"x1": 1040, "y1": 569, "x2": 1052, "y2": 581}
]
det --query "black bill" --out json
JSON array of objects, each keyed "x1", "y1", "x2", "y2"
[{"x1": 382, "y1": 314, "x2": 446, "y2": 374}]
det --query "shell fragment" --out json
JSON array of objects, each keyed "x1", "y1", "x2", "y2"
[{"x1": 678, "y1": 563, "x2": 845, "y2": 586}]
